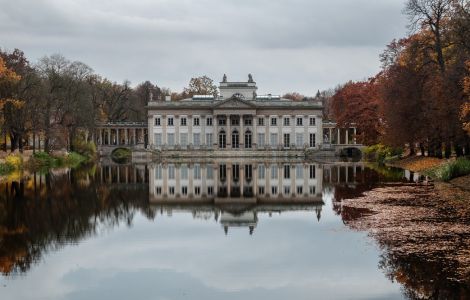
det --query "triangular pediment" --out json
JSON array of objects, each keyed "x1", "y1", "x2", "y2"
[{"x1": 213, "y1": 97, "x2": 256, "y2": 109}]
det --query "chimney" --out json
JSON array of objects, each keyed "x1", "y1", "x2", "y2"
[{"x1": 165, "y1": 95, "x2": 171, "y2": 102}]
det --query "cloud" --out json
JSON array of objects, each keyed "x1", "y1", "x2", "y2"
[{"x1": 0, "y1": 0, "x2": 408, "y2": 94}]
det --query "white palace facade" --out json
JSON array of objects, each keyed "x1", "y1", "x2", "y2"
[{"x1": 147, "y1": 75, "x2": 324, "y2": 153}]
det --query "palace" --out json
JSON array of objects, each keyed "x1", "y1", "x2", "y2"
[{"x1": 146, "y1": 75, "x2": 324, "y2": 152}]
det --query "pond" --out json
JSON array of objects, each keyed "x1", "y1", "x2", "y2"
[{"x1": 0, "y1": 158, "x2": 463, "y2": 299}]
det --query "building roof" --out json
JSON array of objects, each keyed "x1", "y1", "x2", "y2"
[{"x1": 147, "y1": 97, "x2": 323, "y2": 110}]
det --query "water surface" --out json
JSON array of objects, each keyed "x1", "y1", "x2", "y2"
[{"x1": 0, "y1": 159, "x2": 415, "y2": 299}]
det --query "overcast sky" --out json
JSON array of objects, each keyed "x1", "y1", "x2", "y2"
[{"x1": 0, "y1": 0, "x2": 408, "y2": 95}]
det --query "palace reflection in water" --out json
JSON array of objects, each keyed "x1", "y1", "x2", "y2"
[{"x1": 3, "y1": 159, "x2": 465, "y2": 300}]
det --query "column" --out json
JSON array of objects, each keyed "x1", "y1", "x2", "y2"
[
  {"x1": 239, "y1": 115, "x2": 243, "y2": 148},
  {"x1": 116, "y1": 128, "x2": 120, "y2": 145},
  {"x1": 329, "y1": 128, "x2": 333, "y2": 144},
  {"x1": 277, "y1": 115, "x2": 282, "y2": 148},
  {"x1": 252, "y1": 114, "x2": 257, "y2": 149},
  {"x1": 345, "y1": 128, "x2": 349, "y2": 145},
  {"x1": 214, "y1": 115, "x2": 218, "y2": 148},
  {"x1": 108, "y1": 128, "x2": 111, "y2": 145},
  {"x1": 337, "y1": 128, "x2": 341, "y2": 145},
  {"x1": 353, "y1": 128, "x2": 357, "y2": 144},
  {"x1": 175, "y1": 116, "x2": 180, "y2": 147},
  {"x1": 290, "y1": 115, "x2": 295, "y2": 148},
  {"x1": 304, "y1": 115, "x2": 308, "y2": 148},
  {"x1": 162, "y1": 116, "x2": 167, "y2": 145},
  {"x1": 265, "y1": 115, "x2": 269, "y2": 147},
  {"x1": 125, "y1": 128, "x2": 129, "y2": 145},
  {"x1": 188, "y1": 115, "x2": 193, "y2": 145},
  {"x1": 227, "y1": 114, "x2": 232, "y2": 148},
  {"x1": 201, "y1": 115, "x2": 206, "y2": 146},
  {"x1": 147, "y1": 117, "x2": 153, "y2": 146}
]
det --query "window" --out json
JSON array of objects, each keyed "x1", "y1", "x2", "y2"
[
  {"x1": 258, "y1": 165, "x2": 265, "y2": 179},
  {"x1": 284, "y1": 117, "x2": 290, "y2": 126},
  {"x1": 271, "y1": 186, "x2": 278, "y2": 195},
  {"x1": 258, "y1": 117, "x2": 264, "y2": 126},
  {"x1": 231, "y1": 117, "x2": 239, "y2": 126},
  {"x1": 156, "y1": 187, "x2": 162, "y2": 195},
  {"x1": 207, "y1": 166, "x2": 213, "y2": 179},
  {"x1": 258, "y1": 186, "x2": 265, "y2": 195},
  {"x1": 167, "y1": 133, "x2": 175, "y2": 146},
  {"x1": 218, "y1": 118, "x2": 226, "y2": 126},
  {"x1": 181, "y1": 118, "x2": 187, "y2": 126},
  {"x1": 206, "y1": 117, "x2": 213, "y2": 126},
  {"x1": 194, "y1": 164, "x2": 201, "y2": 179},
  {"x1": 309, "y1": 165, "x2": 316, "y2": 179},
  {"x1": 194, "y1": 186, "x2": 201, "y2": 195},
  {"x1": 193, "y1": 133, "x2": 200, "y2": 146},
  {"x1": 180, "y1": 133, "x2": 188, "y2": 147},
  {"x1": 297, "y1": 186, "x2": 303, "y2": 195},
  {"x1": 232, "y1": 131, "x2": 239, "y2": 148},
  {"x1": 283, "y1": 133, "x2": 290, "y2": 148},
  {"x1": 296, "y1": 165, "x2": 303, "y2": 178},
  {"x1": 309, "y1": 133, "x2": 315, "y2": 148},
  {"x1": 258, "y1": 133, "x2": 265, "y2": 147},
  {"x1": 296, "y1": 133, "x2": 303, "y2": 147},
  {"x1": 297, "y1": 117, "x2": 303, "y2": 126},
  {"x1": 284, "y1": 186, "x2": 291, "y2": 195},
  {"x1": 169, "y1": 186, "x2": 175, "y2": 195},
  {"x1": 155, "y1": 133, "x2": 162, "y2": 147},
  {"x1": 270, "y1": 133, "x2": 278, "y2": 147},
  {"x1": 208, "y1": 186, "x2": 213, "y2": 195},
  {"x1": 155, "y1": 118, "x2": 161, "y2": 126},
  {"x1": 309, "y1": 117, "x2": 316, "y2": 126},
  {"x1": 309, "y1": 186, "x2": 316, "y2": 195},
  {"x1": 193, "y1": 117, "x2": 200, "y2": 126},
  {"x1": 206, "y1": 133, "x2": 213, "y2": 146},
  {"x1": 271, "y1": 165, "x2": 278, "y2": 179},
  {"x1": 168, "y1": 165, "x2": 175, "y2": 179},
  {"x1": 168, "y1": 117, "x2": 174, "y2": 126},
  {"x1": 244, "y1": 118, "x2": 252, "y2": 126},
  {"x1": 244, "y1": 131, "x2": 252, "y2": 148},
  {"x1": 271, "y1": 117, "x2": 277, "y2": 126},
  {"x1": 284, "y1": 165, "x2": 290, "y2": 179},
  {"x1": 155, "y1": 165, "x2": 162, "y2": 179},
  {"x1": 181, "y1": 165, "x2": 188, "y2": 179},
  {"x1": 182, "y1": 186, "x2": 188, "y2": 195},
  {"x1": 219, "y1": 131, "x2": 226, "y2": 148}
]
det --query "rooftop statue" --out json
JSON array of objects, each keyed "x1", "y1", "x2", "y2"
[
  {"x1": 222, "y1": 74, "x2": 227, "y2": 83},
  {"x1": 248, "y1": 73, "x2": 254, "y2": 83}
]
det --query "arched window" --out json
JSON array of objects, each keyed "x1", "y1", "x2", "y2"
[
  {"x1": 244, "y1": 130, "x2": 252, "y2": 149},
  {"x1": 219, "y1": 130, "x2": 226, "y2": 149},
  {"x1": 232, "y1": 130, "x2": 239, "y2": 148}
]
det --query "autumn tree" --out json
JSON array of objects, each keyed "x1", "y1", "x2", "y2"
[
  {"x1": 331, "y1": 79, "x2": 382, "y2": 145},
  {"x1": 183, "y1": 75, "x2": 218, "y2": 97},
  {"x1": 282, "y1": 92, "x2": 305, "y2": 102}
]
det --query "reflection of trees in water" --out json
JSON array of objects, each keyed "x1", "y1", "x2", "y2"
[
  {"x1": 0, "y1": 166, "x2": 153, "y2": 275},
  {"x1": 379, "y1": 250, "x2": 469, "y2": 299}
]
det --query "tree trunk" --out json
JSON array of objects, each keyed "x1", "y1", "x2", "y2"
[
  {"x1": 10, "y1": 133, "x2": 18, "y2": 153},
  {"x1": 435, "y1": 142, "x2": 443, "y2": 159},
  {"x1": 409, "y1": 142, "x2": 415, "y2": 156},
  {"x1": 444, "y1": 141, "x2": 451, "y2": 159},
  {"x1": 32, "y1": 131, "x2": 36, "y2": 154},
  {"x1": 455, "y1": 144, "x2": 463, "y2": 157},
  {"x1": 18, "y1": 134, "x2": 23, "y2": 153},
  {"x1": 420, "y1": 143, "x2": 425, "y2": 156}
]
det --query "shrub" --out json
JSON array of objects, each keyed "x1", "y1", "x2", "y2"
[
  {"x1": 363, "y1": 144, "x2": 403, "y2": 163},
  {"x1": 5, "y1": 154, "x2": 23, "y2": 169},
  {"x1": 72, "y1": 133, "x2": 97, "y2": 160},
  {"x1": 111, "y1": 148, "x2": 131, "y2": 163},
  {"x1": 0, "y1": 163, "x2": 14, "y2": 175}
]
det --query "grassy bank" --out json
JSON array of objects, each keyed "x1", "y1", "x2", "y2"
[
  {"x1": 363, "y1": 144, "x2": 403, "y2": 164},
  {"x1": 388, "y1": 155, "x2": 470, "y2": 182}
]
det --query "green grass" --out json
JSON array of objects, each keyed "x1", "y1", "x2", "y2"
[
  {"x1": 31, "y1": 151, "x2": 87, "y2": 168},
  {"x1": 425, "y1": 158, "x2": 470, "y2": 182}
]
